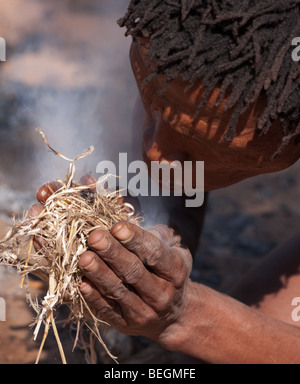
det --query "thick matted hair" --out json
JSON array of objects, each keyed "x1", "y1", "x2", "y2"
[{"x1": 118, "y1": 0, "x2": 300, "y2": 156}]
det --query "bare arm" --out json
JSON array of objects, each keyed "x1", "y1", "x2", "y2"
[{"x1": 164, "y1": 281, "x2": 300, "y2": 364}]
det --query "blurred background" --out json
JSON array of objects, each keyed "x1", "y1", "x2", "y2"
[{"x1": 0, "y1": 0, "x2": 300, "y2": 364}]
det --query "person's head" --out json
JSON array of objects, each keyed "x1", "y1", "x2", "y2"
[{"x1": 119, "y1": 1, "x2": 300, "y2": 191}]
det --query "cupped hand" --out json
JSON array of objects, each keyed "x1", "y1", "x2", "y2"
[
  {"x1": 79, "y1": 221, "x2": 193, "y2": 344},
  {"x1": 29, "y1": 177, "x2": 192, "y2": 346}
]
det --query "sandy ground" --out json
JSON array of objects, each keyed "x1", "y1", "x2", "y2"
[{"x1": 0, "y1": 0, "x2": 300, "y2": 364}]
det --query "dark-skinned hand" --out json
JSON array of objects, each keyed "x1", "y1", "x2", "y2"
[{"x1": 29, "y1": 177, "x2": 193, "y2": 345}]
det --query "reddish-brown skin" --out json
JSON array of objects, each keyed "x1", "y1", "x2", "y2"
[
  {"x1": 36, "y1": 181, "x2": 62, "y2": 204},
  {"x1": 130, "y1": 41, "x2": 300, "y2": 191}
]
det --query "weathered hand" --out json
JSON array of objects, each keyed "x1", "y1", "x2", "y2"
[
  {"x1": 29, "y1": 177, "x2": 192, "y2": 346},
  {"x1": 79, "y1": 222, "x2": 193, "y2": 344}
]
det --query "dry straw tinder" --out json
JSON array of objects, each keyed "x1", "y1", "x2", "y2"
[{"x1": 0, "y1": 131, "x2": 141, "y2": 364}]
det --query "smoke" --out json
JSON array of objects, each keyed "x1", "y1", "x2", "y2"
[
  {"x1": 0, "y1": 0, "x2": 136, "y2": 195},
  {"x1": 0, "y1": 0, "x2": 171, "y2": 227},
  {"x1": 23, "y1": 87, "x2": 105, "y2": 184}
]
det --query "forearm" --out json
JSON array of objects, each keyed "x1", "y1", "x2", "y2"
[{"x1": 159, "y1": 281, "x2": 300, "y2": 364}]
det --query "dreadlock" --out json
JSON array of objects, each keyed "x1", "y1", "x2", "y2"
[{"x1": 118, "y1": 0, "x2": 300, "y2": 156}]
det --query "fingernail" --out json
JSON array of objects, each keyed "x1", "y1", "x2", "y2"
[
  {"x1": 80, "y1": 252, "x2": 97, "y2": 271},
  {"x1": 28, "y1": 204, "x2": 44, "y2": 218},
  {"x1": 36, "y1": 182, "x2": 61, "y2": 204},
  {"x1": 80, "y1": 281, "x2": 93, "y2": 294},
  {"x1": 111, "y1": 222, "x2": 133, "y2": 242},
  {"x1": 89, "y1": 232, "x2": 110, "y2": 252}
]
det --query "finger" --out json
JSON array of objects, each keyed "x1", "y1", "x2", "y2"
[
  {"x1": 36, "y1": 181, "x2": 62, "y2": 204},
  {"x1": 80, "y1": 278, "x2": 157, "y2": 335},
  {"x1": 80, "y1": 278, "x2": 124, "y2": 324},
  {"x1": 87, "y1": 230, "x2": 170, "y2": 307},
  {"x1": 79, "y1": 250, "x2": 150, "y2": 312},
  {"x1": 80, "y1": 175, "x2": 97, "y2": 191},
  {"x1": 111, "y1": 222, "x2": 192, "y2": 287},
  {"x1": 28, "y1": 203, "x2": 44, "y2": 218}
]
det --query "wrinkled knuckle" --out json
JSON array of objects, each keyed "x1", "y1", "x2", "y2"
[
  {"x1": 170, "y1": 259, "x2": 189, "y2": 288},
  {"x1": 145, "y1": 242, "x2": 164, "y2": 267},
  {"x1": 123, "y1": 264, "x2": 144, "y2": 285},
  {"x1": 126, "y1": 230, "x2": 145, "y2": 251},
  {"x1": 173, "y1": 271, "x2": 188, "y2": 288},
  {"x1": 106, "y1": 283, "x2": 127, "y2": 301},
  {"x1": 153, "y1": 290, "x2": 174, "y2": 313},
  {"x1": 130, "y1": 230, "x2": 161, "y2": 256},
  {"x1": 147, "y1": 253, "x2": 160, "y2": 268},
  {"x1": 96, "y1": 304, "x2": 112, "y2": 318},
  {"x1": 134, "y1": 309, "x2": 154, "y2": 328}
]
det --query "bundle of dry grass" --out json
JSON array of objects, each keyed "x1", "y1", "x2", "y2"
[{"x1": 0, "y1": 131, "x2": 141, "y2": 364}]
